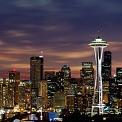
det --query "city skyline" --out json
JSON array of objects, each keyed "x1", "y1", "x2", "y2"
[{"x1": 0, "y1": 1, "x2": 122, "y2": 79}]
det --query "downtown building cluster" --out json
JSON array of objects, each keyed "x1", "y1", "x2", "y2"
[{"x1": 0, "y1": 51, "x2": 122, "y2": 115}]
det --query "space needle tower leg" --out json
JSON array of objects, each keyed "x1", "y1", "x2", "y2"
[{"x1": 89, "y1": 37, "x2": 108, "y2": 116}]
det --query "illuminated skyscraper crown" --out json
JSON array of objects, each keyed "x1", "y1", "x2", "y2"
[{"x1": 89, "y1": 36, "x2": 109, "y2": 47}]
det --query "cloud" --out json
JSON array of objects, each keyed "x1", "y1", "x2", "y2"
[
  {"x1": 108, "y1": 41, "x2": 122, "y2": 52},
  {"x1": 0, "y1": 40, "x2": 5, "y2": 45},
  {"x1": 0, "y1": 0, "x2": 121, "y2": 79},
  {"x1": 10, "y1": 63, "x2": 29, "y2": 69},
  {"x1": 6, "y1": 30, "x2": 27, "y2": 37},
  {"x1": 20, "y1": 40, "x2": 32, "y2": 44},
  {"x1": 47, "y1": 51, "x2": 92, "y2": 59},
  {"x1": 13, "y1": 0, "x2": 51, "y2": 8},
  {"x1": 54, "y1": 60, "x2": 69, "y2": 64},
  {"x1": 0, "y1": 55, "x2": 18, "y2": 62},
  {"x1": 0, "y1": 47, "x2": 39, "y2": 55}
]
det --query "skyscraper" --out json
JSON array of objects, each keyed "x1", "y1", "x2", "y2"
[
  {"x1": 9, "y1": 70, "x2": 20, "y2": 80},
  {"x1": 61, "y1": 65, "x2": 71, "y2": 94},
  {"x1": 40, "y1": 80, "x2": 48, "y2": 109},
  {"x1": 80, "y1": 62, "x2": 94, "y2": 86},
  {"x1": 116, "y1": 68, "x2": 122, "y2": 109},
  {"x1": 0, "y1": 78, "x2": 14, "y2": 108},
  {"x1": 61, "y1": 65, "x2": 71, "y2": 79},
  {"x1": 18, "y1": 80, "x2": 31, "y2": 111},
  {"x1": 102, "y1": 51, "x2": 112, "y2": 104},
  {"x1": 89, "y1": 37, "x2": 108, "y2": 115},
  {"x1": 116, "y1": 68, "x2": 122, "y2": 99},
  {"x1": 102, "y1": 51, "x2": 112, "y2": 82},
  {"x1": 9, "y1": 70, "x2": 20, "y2": 105},
  {"x1": 30, "y1": 56, "x2": 44, "y2": 107},
  {"x1": 80, "y1": 62, "x2": 94, "y2": 111}
]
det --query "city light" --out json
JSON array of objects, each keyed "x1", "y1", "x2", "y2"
[{"x1": 0, "y1": 38, "x2": 121, "y2": 121}]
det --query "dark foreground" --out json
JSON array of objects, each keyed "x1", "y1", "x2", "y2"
[
  {"x1": 1, "y1": 110, "x2": 122, "y2": 122},
  {"x1": 62, "y1": 111, "x2": 122, "y2": 122}
]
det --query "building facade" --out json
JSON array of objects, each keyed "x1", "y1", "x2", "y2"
[
  {"x1": 30, "y1": 56, "x2": 44, "y2": 108},
  {"x1": 102, "y1": 51, "x2": 112, "y2": 104},
  {"x1": 0, "y1": 78, "x2": 14, "y2": 108},
  {"x1": 80, "y1": 62, "x2": 94, "y2": 86},
  {"x1": 61, "y1": 65, "x2": 71, "y2": 95},
  {"x1": 116, "y1": 68, "x2": 122, "y2": 108},
  {"x1": 9, "y1": 70, "x2": 20, "y2": 105}
]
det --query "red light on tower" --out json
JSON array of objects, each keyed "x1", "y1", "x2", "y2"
[{"x1": 13, "y1": 68, "x2": 16, "y2": 72}]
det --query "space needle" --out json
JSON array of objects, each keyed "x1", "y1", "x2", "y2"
[{"x1": 89, "y1": 36, "x2": 108, "y2": 115}]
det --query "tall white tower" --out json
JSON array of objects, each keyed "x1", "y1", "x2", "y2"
[{"x1": 89, "y1": 37, "x2": 108, "y2": 116}]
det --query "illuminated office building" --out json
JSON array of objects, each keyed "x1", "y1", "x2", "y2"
[
  {"x1": 45, "y1": 71, "x2": 57, "y2": 97},
  {"x1": 102, "y1": 51, "x2": 112, "y2": 104},
  {"x1": 80, "y1": 62, "x2": 94, "y2": 86},
  {"x1": 45, "y1": 71, "x2": 55, "y2": 80},
  {"x1": 70, "y1": 83, "x2": 78, "y2": 95},
  {"x1": 9, "y1": 70, "x2": 20, "y2": 105},
  {"x1": 0, "y1": 78, "x2": 14, "y2": 108},
  {"x1": 102, "y1": 51, "x2": 112, "y2": 81},
  {"x1": 116, "y1": 67, "x2": 122, "y2": 84},
  {"x1": 18, "y1": 81, "x2": 26, "y2": 111},
  {"x1": 80, "y1": 62, "x2": 94, "y2": 111},
  {"x1": 116, "y1": 68, "x2": 122, "y2": 100},
  {"x1": 61, "y1": 65, "x2": 71, "y2": 94},
  {"x1": 61, "y1": 65, "x2": 71, "y2": 79},
  {"x1": 45, "y1": 71, "x2": 56, "y2": 107},
  {"x1": 30, "y1": 56, "x2": 44, "y2": 107},
  {"x1": 18, "y1": 80, "x2": 31, "y2": 111},
  {"x1": 109, "y1": 77, "x2": 118, "y2": 107},
  {"x1": 115, "y1": 68, "x2": 122, "y2": 108},
  {"x1": 66, "y1": 95, "x2": 75, "y2": 112},
  {"x1": 74, "y1": 93, "x2": 83, "y2": 112},
  {"x1": 40, "y1": 80, "x2": 48, "y2": 109},
  {"x1": 54, "y1": 91, "x2": 65, "y2": 113},
  {"x1": 56, "y1": 71, "x2": 65, "y2": 92}
]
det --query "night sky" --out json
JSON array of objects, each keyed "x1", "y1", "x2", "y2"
[{"x1": 0, "y1": 0, "x2": 122, "y2": 79}]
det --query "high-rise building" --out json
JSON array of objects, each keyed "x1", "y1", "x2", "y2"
[
  {"x1": 61, "y1": 65, "x2": 71, "y2": 79},
  {"x1": 109, "y1": 77, "x2": 118, "y2": 107},
  {"x1": 40, "y1": 80, "x2": 48, "y2": 109},
  {"x1": 102, "y1": 51, "x2": 112, "y2": 82},
  {"x1": 102, "y1": 51, "x2": 112, "y2": 104},
  {"x1": 116, "y1": 68, "x2": 122, "y2": 99},
  {"x1": 45, "y1": 71, "x2": 57, "y2": 108},
  {"x1": 45, "y1": 71, "x2": 55, "y2": 80},
  {"x1": 61, "y1": 65, "x2": 71, "y2": 94},
  {"x1": 18, "y1": 80, "x2": 31, "y2": 111},
  {"x1": 116, "y1": 68, "x2": 122, "y2": 109},
  {"x1": 53, "y1": 91, "x2": 65, "y2": 113},
  {"x1": 66, "y1": 95, "x2": 75, "y2": 112},
  {"x1": 80, "y1": 62, "x2": 94, "y2": 86},
  {"x1": 89, "y1": 36, "x2": 108, "y2": 115},
  {"x1": 30, "y1": 56, "x2": 44, "y2": 107},
  {"x1": 9, "y1": 70, "x2": 20, "y2": 105},
  {"x1": 80, "y1": 62, "x2": 94, "y2": 111},
  {"x1": 9, "y1": 70, "x2": 20, "y2": 80},
  {"x1": 18, "y1": 81, "x2": 26, "y2": 111},
  {"x1": 0, "y1": 78, "x2": 14, "y2": 108},
  {"x1": 116, "y1": 68, "x2": 122, "y2": 84},
  {"x1": 56, "y1": 71, "x2": 65, "y2": 92},
  {"x1": 74, "y1": 93, "x2": 83, "y2": 112}
]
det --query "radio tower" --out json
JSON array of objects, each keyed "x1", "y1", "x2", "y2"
[{"x1": 89, "y1": 36, "x2": 108, "y2": 116}]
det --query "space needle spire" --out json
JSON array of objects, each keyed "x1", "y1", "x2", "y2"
[{"x1": 89, "y1": 36, "x2": 108, "y2": 116}]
